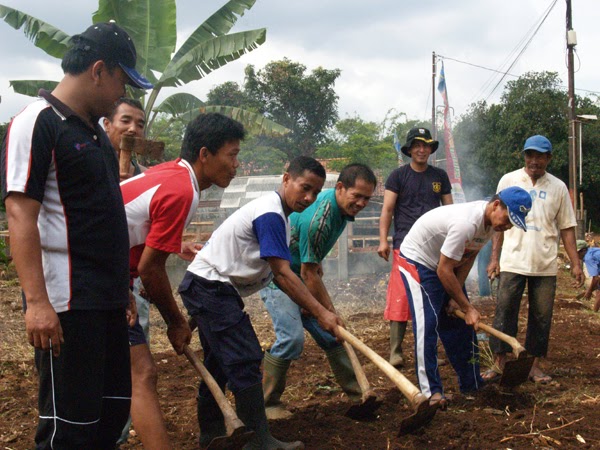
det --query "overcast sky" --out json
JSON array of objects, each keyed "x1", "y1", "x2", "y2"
[{"x1": 0, "y1": 0, "x2": 597, "y2": 127}]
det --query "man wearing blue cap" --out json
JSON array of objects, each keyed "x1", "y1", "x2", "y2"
[
  {"x1": 398, "y1": 187, "x2": 532, "y2": 407},
  {"x1": 1, "y1": 22, "x2": 153, "y2": 448},
  {"x1": 486, "y1": 135, "x2": 583, "y2": 384},
  {"x1": 576, "y1": 240, "x2": 600, "y2": 312}
]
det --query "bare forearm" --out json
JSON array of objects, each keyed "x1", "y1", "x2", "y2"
[
  {"x1": 455, "y1": 255, "x2": 477, "y2": 287},
  {"x1": 140, "y1": 267, "x2": 184, "y2": 325},
  {"x1": 303, "y1": 271, "x2": 335, "y2": 312},
  {"x1": 438, "y1": 265, "x2": 470, "y2": 310},
  {"x1": 490, "y1": 232, "x2": 503, "y2": 262},
  {"x1": 561, "y1": 228, "x2": 581, "y2": 270},
  {"x1": 274, "y1": 271, "x2": 328, "y2": 318},
  {"x1": 379, "y1": 209, "x2": 393, "y2": 243}
]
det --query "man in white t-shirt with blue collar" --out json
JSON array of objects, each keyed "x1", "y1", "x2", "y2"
[
  {"x1": 399, "y1": 187, "x2": 532, "y2": 408},
  {"x1": 178, "y1": 156, "x2": 343, "y2": 450}
]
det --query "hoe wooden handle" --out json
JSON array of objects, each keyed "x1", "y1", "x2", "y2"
[
  {"x1": 337, "y1": 327, "x2": 425, "y2": 408},
  {"x1": 342, "y1": 341, "x2": 375, "y2": 397},
  {"x1": 452, "y1": 309, "x2": 526, "y2": 357},
  {"x1": 183, "y1": 346, "x2": 246, "y2": 434}
]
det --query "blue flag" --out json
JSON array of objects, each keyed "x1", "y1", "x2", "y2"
[{"x1": 393, "y1": 131, "x2": 401, "y2": 155}]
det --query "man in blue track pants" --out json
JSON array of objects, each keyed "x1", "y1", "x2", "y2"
[{"x1": 398, "y1": 187, "x2": 532, "y2": 407}]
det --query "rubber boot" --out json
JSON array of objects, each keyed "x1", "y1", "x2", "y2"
[
  {"x1": 389, "y1": 321, "x2": 407, "y2": 369},
  {"x1": 235, "y1": 383, "x2": 304, "y2": 450},
  {"x1": 325, "y1": 346, "x2": 362, "y2": 402},
  {"x1": 263, "y1": 351, "x2": 293, "y2": 420},
  {"x1": 197, "y1": 390, "x2": 226, "y2": 449}
]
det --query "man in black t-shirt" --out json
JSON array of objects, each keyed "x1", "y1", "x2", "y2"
[
  {"x1": 378, "y1": 127, "x2": 453, "y2": 368},
  {"x1": 2, "y1": 23, "x2": 153, "y2": 448}
]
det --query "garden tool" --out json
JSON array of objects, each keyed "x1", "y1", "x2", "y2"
[
  {"x1": 452, "y1": 309, "x2": 534, "y2": 388},
  {"x1": 342, "y1": 341, "x2": 382, "y2": 420},
  {"x1": 337, "y1": 327, "x2": 438, "y2": 435},
  {"x1": 119, "y1": 135, "x2": 165, "y2": 177},
  {"x1": 184, "y1": 346, "x2": 254, "y2": 449}
]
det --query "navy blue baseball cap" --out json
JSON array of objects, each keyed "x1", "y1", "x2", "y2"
[
  {"x1": 498, "y1": 186, "x2": 532, "y2": 231},
  {"x1": 76, "y1": 22, "x2": 153, "y2": 90},
  {"x1": 523, "y1": 135, "x2": 552, "y2": 153}
]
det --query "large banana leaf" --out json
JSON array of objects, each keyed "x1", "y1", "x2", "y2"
[
  {"x1": 10, "y1": 80, "x2": 59, "y2": 97},
  {"x1": 160, "y1": 29, "x2": 266, "y2": 88},
  {"x1": 170, "y1": 0, "x2": 256, "y2": 67},
  {"x1": 153, "y1": 93, "x2": 205, "y2": 116},
  {"x1": 0, "y1": 5, "x2": 71, "y2": 58},
  {"x1": 93, "y1": 0, "x2": 177, "y2": 77},
  {"x1": 200, "y1": 106, "x2": 290, "y2": 137}
]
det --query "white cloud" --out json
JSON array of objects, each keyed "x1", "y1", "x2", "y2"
[{"x1": 1, "y1": 0, "x2": 598, "y2": 126}]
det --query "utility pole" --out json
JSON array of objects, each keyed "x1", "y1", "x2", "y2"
[
  {"x1": 566, "y1": 0, "x2": 577, "y2": 210},
  {"x1": 566, "y1": 0, "x2": 584, "y2": 238}
]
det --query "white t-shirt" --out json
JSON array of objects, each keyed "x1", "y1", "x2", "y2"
[
  {"x1": 401, "y1": 201, "x2": 493, "y2": 271},
  {"x1": 186, "y1": 191, "x2": 291, "y2": 297},
  {"x1": 497, "y1": 168, "x2": 576, "y2": 276}
]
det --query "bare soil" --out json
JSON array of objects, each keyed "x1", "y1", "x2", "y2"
[{"x1": 2, "y1": 268, "x2": 600, "y2": 449}]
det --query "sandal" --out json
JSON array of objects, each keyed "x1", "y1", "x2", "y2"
[
  {"x1": 481, "y1": 369, "x2": 501, "y2": 382},
  {"x1": 429, "y1": 393, "x2": 448, "y2": 411},
  {"x1": 529, "y1": 373, "x2": 552, "y2": 384}
]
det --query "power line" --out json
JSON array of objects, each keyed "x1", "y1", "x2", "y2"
[
  {"x1": 437, "y1": 55, "x2": 519, "y2": 78},
  {"x1": 484, "y1": 0, "x2": 559, "y2": 101},
  {"x1": 438, "y1": 54, "x2": 600, "y2": 97}
]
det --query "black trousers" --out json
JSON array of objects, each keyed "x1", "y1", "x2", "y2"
[{"x1": 35, "y1": 309, "x2": 131, "y2": 450}]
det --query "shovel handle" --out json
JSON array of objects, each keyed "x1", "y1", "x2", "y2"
[
  {"x1": 183, "y1": 346, "x2": 246, "y2": 434},
  {"x1": 337, "y1": 327, "x2": 425, "y2": 408},
  {"x1": 342, "y1": 341, "x2": 375, "y2": 397},
  {"x1": 119, "y1": 136, "x2": 138, "y2": 179},
  {"x1": 452, "y1": 309, "x2": 526, "y2": 356}
]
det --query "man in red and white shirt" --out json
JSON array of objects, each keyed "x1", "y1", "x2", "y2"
[{"x1": 120, "y1": 112, "x2": 245, "y2": 448}]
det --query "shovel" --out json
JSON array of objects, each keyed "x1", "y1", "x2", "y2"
[
  {"x1": 183, "y1": 346, "x2": 254, "y2": 449},
  {"x1": 119, "y1": 136, "x2": 165, "y2": 178},
  {"x1": 337, "y1": 327, "x2": 438, "y2": 435},
  {"x1": 342, "y1": 341, "x2": 382, "y2": 420},
  {"x1": 452, "y1": 309, "x2": 534, "y2": 388}
]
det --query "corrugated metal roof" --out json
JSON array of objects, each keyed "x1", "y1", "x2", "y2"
[{"x1": 220, "y1": 174, "x2": 339, "y2": 209}]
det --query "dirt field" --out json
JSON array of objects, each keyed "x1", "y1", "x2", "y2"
[{"x1": 1, "y1": 267, "x2": 600, "y2": 449}]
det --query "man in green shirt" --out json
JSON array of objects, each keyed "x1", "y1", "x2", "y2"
[{"x1": 259, "y1": 163, "x2": 377, "y2": 419}]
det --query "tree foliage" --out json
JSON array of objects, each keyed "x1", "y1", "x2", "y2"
[
  {"x1": 0, "y1": 0, "x2": 290, "y2": 137},
  {"x1": 453, "y1": 71, "x2": 600, "y2": 224},
  {"x1": 244, "y1": 58, "x2": 341, "y2": 160},
  {"x1": 206, "y1": 81, "x2": 248, "y2": 108},
  {"x1": 317, "y1": 116, "x2": 397, "y2": 173}
]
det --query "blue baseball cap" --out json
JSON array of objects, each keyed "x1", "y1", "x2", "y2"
[
  {"x1": 523, "y1": 135, "x2": 552, "y2": 153},
  {"x1": 498, "y1": 186, "x2": 532, "y2": 231},
  {"x1": 76, "y1": 22, "x2": 153, "y2": 90}
]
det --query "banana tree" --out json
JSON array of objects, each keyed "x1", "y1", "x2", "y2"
[{"x1": 0, "y1": 0, "x2": 289, "y2": 137}]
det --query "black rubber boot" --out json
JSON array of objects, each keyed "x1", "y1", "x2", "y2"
[
  {"x1": 325, "y1": 346, "x2": 362, "y2": 401},
  {"x1": 389, "y1": 321, "x2": 407, "y2": 368},
  {"x1": 263, "y1": 351, "x2": 293, "y2": 420},
  {"x1": 235, "y1": 383, "x2": 304, "y2": 450},
  {"x1": 197, "y1": 389, "x2": 226, "y2": 449}
]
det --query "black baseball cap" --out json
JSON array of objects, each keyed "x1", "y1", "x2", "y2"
[
  {"x1": 400, "y1": 127, "x2": 439, "y2": 157},
  {"x1": 75, "y1": 22, "x2": 153, "y2": 90}
]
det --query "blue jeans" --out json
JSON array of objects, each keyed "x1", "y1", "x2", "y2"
[{"x1": 259, "y1": 286, "x2": 340, "y2": 360}]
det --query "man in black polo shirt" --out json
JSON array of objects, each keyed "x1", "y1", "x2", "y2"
[
  {"x1": 1, "y1": 22, "x2": 153, "y2": 448},
  {"x1": 377, "y1": 127, "x2": 453, "y2": 368}
]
